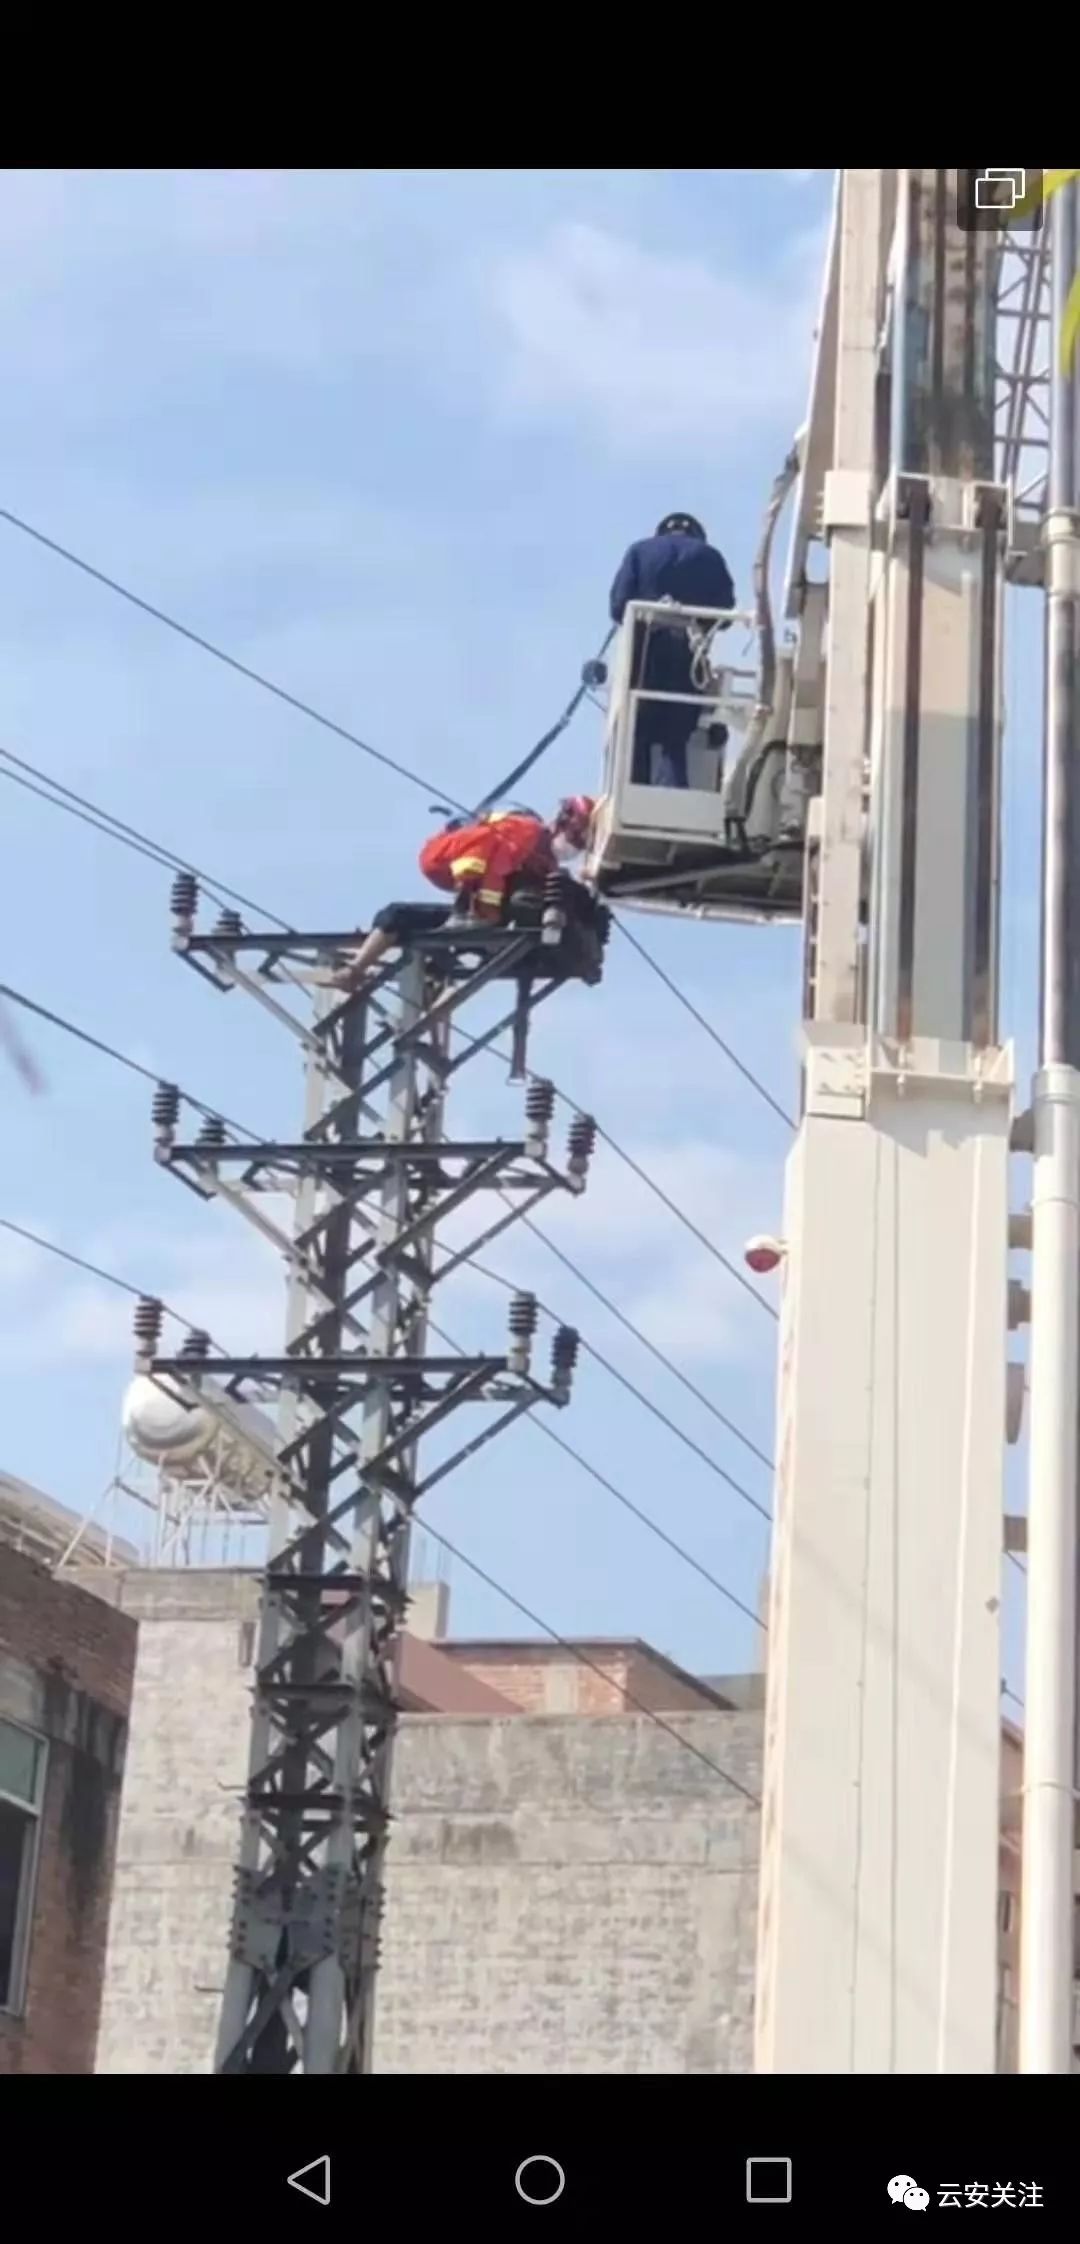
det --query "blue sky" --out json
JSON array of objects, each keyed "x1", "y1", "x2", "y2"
[{"x1": 0, "y1": 168, "x2": 1032, "y2": 1697}]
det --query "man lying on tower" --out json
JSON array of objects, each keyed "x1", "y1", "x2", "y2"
[{"x1": 323, "y1": 795, "x2": 598, "y2": 991}]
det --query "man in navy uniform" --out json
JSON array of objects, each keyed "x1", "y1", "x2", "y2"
[{"x1": 609, "y1": 513, "x2": 735, "y2": 787}]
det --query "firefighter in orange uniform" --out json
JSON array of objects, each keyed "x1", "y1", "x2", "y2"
[
  {"x1": 419, "y1": 805, "x2": 564, "y2": 917},
  {"x1": 329, "y1": 797, "x2": 596, "y2": 988}
]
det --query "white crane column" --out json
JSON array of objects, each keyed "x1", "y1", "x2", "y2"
[{"x1": 755, "y1": 170, "x2": 1010, "y2": 2072}]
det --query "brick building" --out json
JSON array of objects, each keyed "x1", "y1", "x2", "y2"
[
  {"x1": 437, "y1": 1635, "x2": 741, "y2": 1717},
  {"x1": 0, "y1": 1474, "x2": 136, "y2": 2073},
  {"x1": 58, "y1": 1558, "x2": 1078, "y2": 2076},
  {"x1": 85, "y1": 1566, "x2": 751, "y2": 2073}
]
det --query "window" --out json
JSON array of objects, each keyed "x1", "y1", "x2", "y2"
[
  {"x1": 999, "y1": 1890, "x2": 1016, "y2": 1938},
  {"x1": 0, "y1": 1716, "x2": 47, "y2": 2014}
]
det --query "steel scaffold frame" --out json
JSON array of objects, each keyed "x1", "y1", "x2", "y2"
[{"x1": 994, "y1": 225, "x2": 1052, "y2": 552}]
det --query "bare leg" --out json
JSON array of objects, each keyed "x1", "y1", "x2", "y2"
[
  {"x1": 290, "y1": 926, "x2": 397, "y2": 992},
  {"x1": 290, "y1": 902, "x2": 453, "y2": 991},
  {"x1": 327, "y1": 926, "x2": 396, "y2": 990}
]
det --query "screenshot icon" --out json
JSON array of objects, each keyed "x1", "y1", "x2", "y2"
[{"x1": 957, "y1": 168, "x2": 1043, "y2": 232}]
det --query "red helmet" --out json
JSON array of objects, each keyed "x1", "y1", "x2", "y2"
[{"x1": 553, "y1": 795, "x2": 596, "y2": 849}]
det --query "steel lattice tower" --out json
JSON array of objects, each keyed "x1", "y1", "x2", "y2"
[{"x1": 134, "y1": 874, "x2": 606, "y2": 2073}]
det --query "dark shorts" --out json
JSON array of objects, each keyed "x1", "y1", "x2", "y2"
[
  {"x1": 372, "y1": 902, "x2": 453, "y2": 938},
  {"x1": 374, "y1": 880, "x2": 598, "y2": 940},
  {"x1": 370, "y1": 878, "x2": 606, "y2": 989}
]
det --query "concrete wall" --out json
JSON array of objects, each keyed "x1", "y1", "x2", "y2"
[
  {"x1": 83, "y1": 1570, "x2": 1041, "y2": 2076},
  {"x1": 87, "y1": 1570, "x2": 760, "y2": 2074},
  {"x1": 376, "y1": 1710, "x2": 761, "y2": 2074},
  {"x1": 88, "y1": 1569, "x2": 257, "y2": 2075},
  {"x1": 0, "y1": 1546, "x2": 135, "y2": 2074}
]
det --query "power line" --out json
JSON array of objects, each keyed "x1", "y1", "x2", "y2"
[
  {"x1": 0, "y1": 1215, "x2": 200, "y2": 1336},
  {"x1": 446, "y1": 1004, "x2": 777, "y2": 1319},
  {"x1": 8, "y1": 971, "x2": 775, "y2": 1507},
  {"x1": 4, "y1": 737, "x2": 778, "y2": 1325},
  {"x1": 0, "y1": 501, "x2": 783, "y2": 1316},
  {"x1": 528, "y1": 1414, "x2": 764, "y2": 1629},
  {"x1": 4, "y1": 1027, "x2": 763, "y2": 1642},
  {"x1": 0, "y1": 981, "x2": 258, "y2": 1141},
  {"x1": 612, "y1": 916, "x2": 797, "y2": 1131},
  {"x1": 5, "y1": 977, "x2": 771, "y2": 1597},
  {"x1": 0, "y1": 506, "x2": 459, "y2": 809},
  {"x1": 0, "y1": 506, "x2": 780, "y2": 1332},
  {"x1": 1, "y1": 758, "x2": 189, "y2": 877},
  {"x1": 0, "y1": 980, "x2": 159, "y2": 1087},
  {"x1": 0, "y1": 505, "x2": 778, "y2": 1801},
  {"x1": 445, "y1": 1006, "x2": 778, "y2": 1321},
  {"x1": 0, "y1": 503, "x2": 605, "y2": 822},
  {"x1": 2, "y1": 967, "x2": 770, "y2": 1625},
  {"x1": 589, "y1": 1119, "x2": 777, "y2": 1321},
  {"x1": 522, "y1": 1211, "x2": 776, "y2": 1474},
  {"x1": 4, "y1": 1212, "x2": 760, "y2": 1803},
  {"x1": 429, "y1": 1290, "x2": 764, "y2": 1627},
  {"x1": 4, "y1": 789, "x2": 775, "y2": 1330},
  {"x1": 471, "y1": 1250, "x2": 773, "y2": 1498},
  {"x1": 0, "y1": 748, "x2": 291, "y2": 929},
  {"x1": 408, "y1": 1512, "x2": 762, "y2": 1802}
]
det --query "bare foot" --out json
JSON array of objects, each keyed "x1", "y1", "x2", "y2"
[
  {"x1": 328, "y1": 958, "x2": 368, "y2": 992},
  {"x1": 285, "y1": 957, "x2": 364, "y2": 990}
]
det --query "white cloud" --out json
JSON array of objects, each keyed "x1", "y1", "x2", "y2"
[
  {"x1": 622, "y1": 1256, "x2": 763, "y2": 1362},
  {"x1": 0, "y1": 1224, "x2": 41, "y2": 1283},
  {"x1": 433, "y1": 1131, "x2": 781, "y2": 1374},
  {"x1": 543, "y1": 1134, "x2": 778, "y2": 1255},
  {"x1": 0, "y1": 1216, "x2": 286, "y2": 1373},
  {"x1": 0, "y1": 169, "x2": 479, "y2": 405},
  {"x1": 0, "y1": 173, "x2": 826, "y2": 469},
  {"x1": 484, "y1": 219, "x2": 824, "y2": 449},
  {"x1": 0, "y1": 1279, "x2": 131, "y2": 1371},
  {"x1": 0, "y1": 170, "x2": 381, "y2": 384}
]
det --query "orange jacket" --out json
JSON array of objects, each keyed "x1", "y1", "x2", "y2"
[{"x1": 419, "y1": 813, "x2": 554, "y2": 919}]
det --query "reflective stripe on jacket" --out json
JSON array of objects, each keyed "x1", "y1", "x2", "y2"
[{"x1": 419, "y1": 814, "x2": 553, "y2": 907}]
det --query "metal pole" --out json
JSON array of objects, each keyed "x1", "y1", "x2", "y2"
[
  {"x1": 1040, "y1": 181, "x2": 1080, "y2": 1062},
  {"x1": 214, "y1": 1002, "x2": 336, "y2": 2074},
  {"x1": 304, "y1": 955, "x2": 426, "y2": 2073},
  {"x1": 157, "y1": 890, "x2": 599, "y2": 2073},
  {"x1": 1020, "y1": 174, "x2": 1080, "y2": 2074}
]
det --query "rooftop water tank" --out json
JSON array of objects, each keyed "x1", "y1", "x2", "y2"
[{"x1": 122, "y1": 1374, "x2": 281, "y2": 1499}]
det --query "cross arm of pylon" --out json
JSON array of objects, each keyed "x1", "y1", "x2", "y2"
[
  {"x1": 168, "y1": 870, "x2": 608, "y2": 1092},
  {"x1": 137, "y1": 1262, "x2": 580, "y2": 1504},
  {"x1": 151, "y1": 1065, "x2": 597, "y2": 1321}
]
